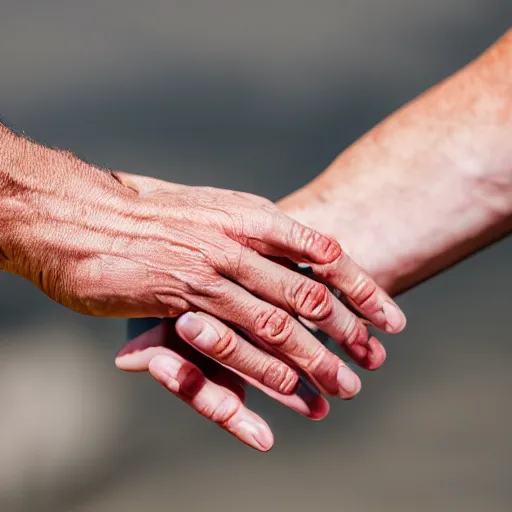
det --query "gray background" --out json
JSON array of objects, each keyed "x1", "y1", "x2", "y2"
[{"x1": 0, "y1": 1, "x2": 511, "y2": 511}]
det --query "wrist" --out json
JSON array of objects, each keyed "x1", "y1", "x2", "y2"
[
  {"x1": 278, "y1": 184, "x2": 406, "y2": 294},
  {"x1": 280, "y1": 32, "x2": 512, "y2": 296},
  {"x1": 279, "y1": 131, "x2": 510, "y2": 297}
]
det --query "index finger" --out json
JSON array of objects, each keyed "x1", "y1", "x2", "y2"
[{"x1": 239, "y1": 212, "x2": 406, "y2": 333}]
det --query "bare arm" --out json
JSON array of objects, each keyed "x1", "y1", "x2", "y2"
[
  {"x1": 116, "y1": 31, "x2": 512, "y2": 449},
  {"x1": 0, "y1": 115, "x2": 412, "y2": 450},
  {"x1": 279, "y1": 29, "x2": 512, "y2": 296}
]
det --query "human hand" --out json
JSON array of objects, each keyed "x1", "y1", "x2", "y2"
[
  {"x1": 116, "y1": 317, "x2": 330, "y2": 452},
  {"x1": 5, "y1": 152, "x2": 405, "y2": 398}
]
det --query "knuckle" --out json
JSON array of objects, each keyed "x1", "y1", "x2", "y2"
[
  {"x1": 262, "y1": 361, "x2": 298, "y2": 394},
  {"x1": 210, "y1": 208, "x2": 245, "y2": 238},
  {"x1": 342, "y1": 316, "x2": 369, "y2": 346},
  {"x1": 306, "y1": 345, "x2": 329, "y2": 374},
  {"x1": 200, "y1": 394, "x2": 241, "y2": 426},
  {"x1": 350, "y1": 276, "x2": 380, "y2": 310},
  {"x1": 289, "y1": 278, "x2": 332, "y2": 321},
  {"x1": 210, "y1": 330, "x2": 238, "y2": 361},
  {"x1": 217, "y1": 244, "x2": 246, "y2": 278},
  {"x1": 290, "y1": 221, "x2": 311, "y2": 247},
  {"x1": 186, "y1": 272, "x2": 224, "y2": 299},
  {"x1": 155, "y1": 293, "x2": 190, "y2": 317},
  {"x1": 292, "y1": 222, "x2": 341, "y2": 261},
  {"x1": 253, "y1": 307, "x2": 294, "y2": 346}
]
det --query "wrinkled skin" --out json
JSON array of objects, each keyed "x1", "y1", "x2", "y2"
[
  {"x1": 0, "y1": 145, "x2": 405, "y2": 424},
  {"x1": 114, "y1": 180, "x2": 399, "y2": 451},
  {"x1": 115, "y1": 30, "x2": 512, "y2": 451},
  {"x1": 118, "y1": 318, "x2": 331, "y2": 452}
]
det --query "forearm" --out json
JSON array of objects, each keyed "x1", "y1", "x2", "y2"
[
  {"x1": 0, "y1": 124, "x2": 121, "y2": 281},
  {"x1": 280, "y1": 30, "x2": 512, "y2": 296}
]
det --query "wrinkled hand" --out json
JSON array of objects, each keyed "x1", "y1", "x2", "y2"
[
  {"x1": 19, "y1": 168, "x2": 405, "y2": 398},
  {"x1": 117, "y1": 317, "x2": 330, "y2": 452}
]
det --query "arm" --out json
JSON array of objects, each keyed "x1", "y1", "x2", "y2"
[
  {"x1": 117, "y1": 30, "x2": 512, "y2": 451},
  {"x1": 0, "y1": 119, "x2": 409, "y2": 450},
  {"x1": 279, "y1": 29, "x2": 512, "y2": 296}
]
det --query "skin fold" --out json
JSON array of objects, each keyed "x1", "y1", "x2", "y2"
[{"x1": 117, "y1": 29, "x2": 512, "y2": 451}]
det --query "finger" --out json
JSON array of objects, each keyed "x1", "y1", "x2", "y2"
[
  {"x1": 310, "y1": 251, "x2": 406, "y2": 334},
  {"x1": 219, "y1": 251, "x2": 386, "y2": 370},
  {"x1": 204, "y1": 359, "x2": 329, "y2": 422},
  {"x1": 229, "y1": 214, "x2": 406, "y2": 333},
  {"x1": 204, "y1": 363, "x2": 329, "y2": 421},
  {"x1": 116, "y1": 318, "x2": 174, "y2": 371},
  {"x1": 118, "y1": 318, "x2": 214, "y2": 371},
  {"x1": 195, "y1": 281, "x2": 362, "y2": 399},
  {"x1": 238, "y1": 370, "x2": 330, "y2": 421},
  {"x1": 207, "y1": 367, "x2": 247, "y2": 402},
  {"x1": 117, "y1": 318, "x2": 330, "y2": 419},
  {"x1": 148, "y1": 354, "x2": 274, "y2": 452},
  {"x1": 175, "y1": 312, "x2": 299, "y2": 395},
  {"x1": 242, "y1": 213, "x2": 343, "y2": 266}
]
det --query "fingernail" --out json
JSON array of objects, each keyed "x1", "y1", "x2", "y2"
[
  {"x1": 238, "y1": 415, "x2": 274, "y2": 452},
  {"x1": 337, "y1": 365, "x2": 361, "y2": 399},
  {"x1": 382, "y1": 302, "x2": 407, "y2": 333},
  {"x1": 177, "y1": 312, "x2": 219, "y2": 349}
]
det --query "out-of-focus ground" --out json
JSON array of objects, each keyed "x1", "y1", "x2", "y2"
[{"x1": 0, "y1": 1, "x2": 511, "y2": 511}]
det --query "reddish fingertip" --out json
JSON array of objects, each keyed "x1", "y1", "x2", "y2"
[
  {"x1": 307, "y1": 396, "x2": 331, "y2": 420},
  {"x1": 343, "y1": 336, "x2": 386, "y2": 371}
]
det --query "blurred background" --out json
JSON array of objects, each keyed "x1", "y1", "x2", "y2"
[{"x1": 0, "y1": 1, "x2": 511, "y2": 511}]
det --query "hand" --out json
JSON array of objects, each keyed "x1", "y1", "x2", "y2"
[
  {"x1": 7, "y1": 157, "x2": 405, "y2": 398},
  {"x1": 278, "y1": 31, "x2": 512, "y2": 296},
  {"x1": 116, "y1": 317, "x2": 330, "y2": 452}
]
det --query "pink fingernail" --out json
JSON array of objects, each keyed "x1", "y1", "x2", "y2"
[
  {"x1": 382, "y1": 303, "x2": 407, "y2": 333},
  {"x1": 237, "y1": 412, "x2": 274, "y2": 451},
  {"x1": 177, "y1": 312, "x2": 219, "y2": 349},
  {"x1": 336, "y1": 366, "x2": 361, "y2": 399}
]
